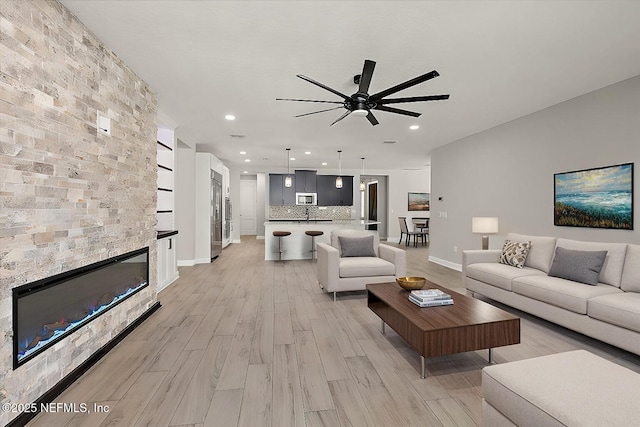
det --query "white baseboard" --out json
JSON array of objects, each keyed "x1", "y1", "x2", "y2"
[
  {"x1": 195, "y1": 257, "x2": 211, "y2": 264},
  {"x1": 233, "y1": 239, "x2": 242, "y2": 244},
  {"x1": 428, "y1": 256, "x2": 462, "y2": 272},
  {"x1": 177, "y1": 259, "x2": 196, "y2": 267},
  {"x1": 256, "y1": 235, "x2": 265, "y2": 240}
]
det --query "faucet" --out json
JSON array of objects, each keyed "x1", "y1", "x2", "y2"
[{"x1": 305, "y1": 207, "x2": 310, "y2": 222}]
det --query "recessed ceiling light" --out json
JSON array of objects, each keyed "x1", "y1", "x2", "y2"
[
  {"x1": 225, "y1": 114, "x2": 236, "y2": 121},
  {"x1": 409, "y1": 125, "x2": 420, "y2": 130},
  {"x1": 239, "y1": 151, "x2": 246, "y2": 155},
  {"x1": 322, "y1": 162, "x2": 327, "y2": 166},
  {"x1": 290, "y1": 157, "x2": 296, "y2": 161},
  {"x1": 244, "y1": 159, "x2": 250, "y2": 162},
  {"x1": 243, "y1": 170, "x2": 248, "y2": 174},
  {"x1": 305, "y1": 151, "x2": 311, "y2": 155}
]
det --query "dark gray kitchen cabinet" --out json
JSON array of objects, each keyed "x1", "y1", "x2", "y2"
[
  {"x1": 269, "y1": 174, "x2": 296, "y2": 205},
  {"x1": 294, "y1": 170, "x2": 317, "y2": 193},
  {"x1": 317, "y1": 175, "x2": 353, "y2": 206},
  {"x1": 317, "y1": 175, "x2": 337, "y2": 206},
  {"x1": 338, "y1": 176, "x2": 354, "y2": 206}
]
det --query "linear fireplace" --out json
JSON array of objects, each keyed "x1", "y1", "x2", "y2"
[{"x1": 13, "y1": 247, "x2": 149, "y2": 368}]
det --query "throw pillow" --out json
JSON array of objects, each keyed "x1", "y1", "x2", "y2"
[
  {"x1": 547, "y1": 247, "x2": 608, "y2": 286},
  {"x1": 338, "y1": 235, "x2": 376, "y2": 257},
  {"x1": 499, "y1": 240, "x2": 531, "y2": 268}
]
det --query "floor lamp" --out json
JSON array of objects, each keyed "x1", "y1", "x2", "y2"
[{"x1": 472, "y1": 217, "x2": 499, "y2": 250}]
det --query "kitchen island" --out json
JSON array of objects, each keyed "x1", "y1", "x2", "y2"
[{"x1": 264, "y1": 220, "x2": 381, "y2": 261}]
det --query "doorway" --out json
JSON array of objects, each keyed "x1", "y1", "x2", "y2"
[
  {"x1": 363, "y1": 175, "x2": 388, "y2": 238},
  {"x1": 367, "y1": 181, "x2": 378, "y2": 231}
]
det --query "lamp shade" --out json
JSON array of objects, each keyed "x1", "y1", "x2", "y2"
[{"x1": 472, "y1": 217, "x2": 499, "y2": 234}]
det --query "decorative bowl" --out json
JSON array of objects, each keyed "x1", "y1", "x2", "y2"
[{"x1": 396, "y1": 276, "x2": 426, "y2": 291}]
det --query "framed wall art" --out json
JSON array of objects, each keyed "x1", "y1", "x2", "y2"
[
  {"x1": 554, "y1": 163, "x2": 633, "y2": 229},
  {"x1": 408, "y1": 192, "x2": 430, "y2": 211}
]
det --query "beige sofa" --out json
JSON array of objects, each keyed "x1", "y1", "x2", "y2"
[
  {"x1": 317, "y1": 229, "x2": 406, "y2": 301},
  {"x1": 463, "y1": 233, "x2": 640, "y2": 356}
]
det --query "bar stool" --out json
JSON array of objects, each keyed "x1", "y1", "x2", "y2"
[
  {"x1": 273, "y1": 231, "x2": 291, "y2": 261},
  {"x1": 305, "y1": 230, "x2": 324, "y2": 260}
]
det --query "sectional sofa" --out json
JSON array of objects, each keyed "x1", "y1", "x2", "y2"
[{"x1": 463, "y1": 233, "x2": 640, "y2": 356}]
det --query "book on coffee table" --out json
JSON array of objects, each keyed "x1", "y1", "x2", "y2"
[
  {"x1": 409, "y1": 294, "x2": 453, "y2": 307},
  {"x1": 410, "y1": 289, "x2": 452, "y2": 302}
]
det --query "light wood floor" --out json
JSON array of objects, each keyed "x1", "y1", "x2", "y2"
[{"x1": 28, "y1": 237, "x2": 640, "y2": 427}]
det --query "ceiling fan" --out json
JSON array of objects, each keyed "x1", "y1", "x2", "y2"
[{"x1": 277, "y1": 59, "x2": 449, "y2": 126}]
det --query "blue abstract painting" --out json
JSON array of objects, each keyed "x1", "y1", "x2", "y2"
[{"x1": 554, "y1": 163, "x2": 633, "y2": 229}]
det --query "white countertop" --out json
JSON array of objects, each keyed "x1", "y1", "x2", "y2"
[{"x1": 265, "y1": 219, "x2": 381, "y2": 226}]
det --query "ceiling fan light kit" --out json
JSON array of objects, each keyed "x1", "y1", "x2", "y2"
[{"x1": 277, "y1": 59, "x2": 449, "y2": 126}]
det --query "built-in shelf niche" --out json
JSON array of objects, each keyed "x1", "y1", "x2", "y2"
[{"x1": 157, "y1": 128, "x2": 175, "y2": 231}]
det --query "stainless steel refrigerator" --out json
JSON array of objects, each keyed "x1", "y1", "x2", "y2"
[{"x1": 211, "y1": 171, "x2": 222, "y2": 260}]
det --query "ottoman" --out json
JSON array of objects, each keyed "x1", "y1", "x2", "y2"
[{"x1": 482, "y1": 350, "x2": 640, "y2": 426}]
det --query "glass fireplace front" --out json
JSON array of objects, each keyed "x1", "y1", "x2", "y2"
[{"x1": 13, "y1": 247, "x2": 149, "y2": 368}]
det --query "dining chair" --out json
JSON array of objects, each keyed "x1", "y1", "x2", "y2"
[{"x1": 398, "y1": 217, "x2": 428, "y2": 247}]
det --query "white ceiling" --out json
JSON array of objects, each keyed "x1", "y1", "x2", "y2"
[{"x1": 59, "y1": 0, "x2": 640, "y2": 172}]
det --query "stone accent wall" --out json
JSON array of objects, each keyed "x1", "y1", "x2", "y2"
[{"x1": 0, "y1": 1, "x2": 158, "y2": 424}]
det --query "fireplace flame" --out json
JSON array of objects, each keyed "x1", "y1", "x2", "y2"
[{"x1": 17, "y1": 283, "x2": 147, "y2": 361}]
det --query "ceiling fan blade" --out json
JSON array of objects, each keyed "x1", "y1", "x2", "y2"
[
  {"x1": 276, "y1": 98, "x2": 343, "y2": 104},
  {"x1": 377, "y1": 94, "x2": 450, "y2": 105},
  {"x1": 297, "y1": 75, "x2": 351, "y2": 101},
  {"x1": 369, "y1": 70, "x2": 440, "y2": 101},
  {"x1": 374, "y1": 105, "x2": 422, "y2": 117},
  {"x1": 366, "y1": 111, "x2": 379, "y2": 126},
  {"x1": 358, "y1": 60, "x2": 376, "y2": 94},
  {"x1": 330, "y1": 111, "x2": 352, "y2": 126},
  {"x1": 295, "y1": 106, "x2": 344, "y2": 117}
]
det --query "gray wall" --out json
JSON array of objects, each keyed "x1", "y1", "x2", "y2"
[
  {"x1": 430, "y1": 75, "x2": 640, "y2": 268},
  {"x1": 175, "y1": 138, "x2": 196, "y2": 264}
]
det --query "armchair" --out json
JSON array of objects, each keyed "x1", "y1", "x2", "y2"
[{"x1": 317, "y1": 229, "x2": 407, "y2": 301}]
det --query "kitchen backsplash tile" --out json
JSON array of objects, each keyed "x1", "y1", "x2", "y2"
[{"x1": 269, "y1": 205, "x2": 352, "y2": 220}]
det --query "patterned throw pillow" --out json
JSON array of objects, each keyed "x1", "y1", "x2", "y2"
[{"x1": 499, "y1": 240, "x2": 531, "y2": 268}]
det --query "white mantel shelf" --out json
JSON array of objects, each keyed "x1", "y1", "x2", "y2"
[{"x1": 264, "y1": 220, "x2": 380, "y2": 261}]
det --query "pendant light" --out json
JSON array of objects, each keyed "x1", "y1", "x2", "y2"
[
  {"x1": 284, "y1": 148, "x2": 292, "y2": 187},
  {"x1": 335, "y1": 150, "x2": 343, "y2": 189},
  {"x1": 359, "y1": 157, "x2": 366, "y2": 191}
]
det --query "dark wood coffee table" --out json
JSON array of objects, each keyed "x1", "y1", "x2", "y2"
[{"x1": 367, "y1": 282, "x2": 520, "y2": 378}]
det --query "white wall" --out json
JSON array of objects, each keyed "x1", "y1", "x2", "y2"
[
  {"x1": 175, "y1": 138, "x2": 196, "y2": 265},
  {"x1": 195, "y1": 154, "x2": 212, "y2": 262},
  {"x1": 257, "y1": 173, "x2": 266, "y2": 238},
  {"x1": 430, "y1": 75, "x2": 640, "y2": 269},
  {"x1": 175, "y1": 145, "x2": 230, "y2": 265},
  {"x1": 387, "y1": 169, "x2": 431, "y2": 239}
]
